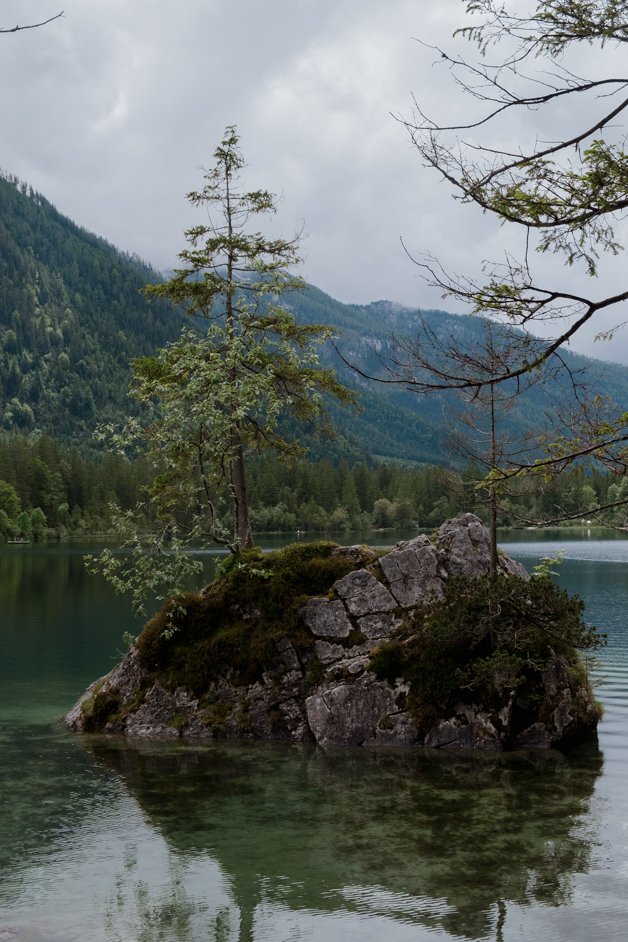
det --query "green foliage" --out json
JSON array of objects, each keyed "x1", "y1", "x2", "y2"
[
  {"x1": 90, "y1": 126, "x2": 354, "y2": 605},
  {"x1": 0, "y1": 172, "x2": 181, "y2": 441},
  {"x1": 133, "y1": 541, "x2": 362, "y2": 695},
  {"x1": 0, "y1": 433, "x2": 153, "y2": 539},
  {"x1": 369, "y1": 575, "x2": 604, "y2": 715},
  {"x1": 130, "y1": 125, "x2": 352, "y2": 553},
  {"x1": 0, "y1": 480, "x2": 20, "y2": 518},
  {"x1": 452, "y1": 2, "x2": 628, "y2": 272},
  {"x1": 531, "y1": 553, "x2": 564, "y2": 581},
  {"x1": 85, "y1": 512, "x2": 205, "y2": 616},
  {"x1": 0, "y1": 429, "x2": 625, "y2": 541}
]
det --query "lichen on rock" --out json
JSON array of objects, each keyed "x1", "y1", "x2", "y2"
[{"x1": 66, "y1": 515, "x2": 602, "y2": 752}]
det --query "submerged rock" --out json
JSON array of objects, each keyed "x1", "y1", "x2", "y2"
[{"x1": 66, "y1": 514, "x2": 601, "y2": 751}]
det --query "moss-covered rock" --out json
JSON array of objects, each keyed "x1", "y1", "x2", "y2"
[
  {"x1": 65, "y1": 515, "x2": 603, "y2": 751},
  {"x1": 368, "y1": 574, "x2": 602, "y2": 748},
  {"x1": 133, "y1": 541, "x2": 365, "y2": 693}
]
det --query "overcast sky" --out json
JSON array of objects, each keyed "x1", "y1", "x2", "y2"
[{"x1": 2, "y1": 0, "x2": 627, "y2": 364}]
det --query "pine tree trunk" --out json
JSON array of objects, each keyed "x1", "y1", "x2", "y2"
[
  {"x1": 231, "y1": 438, "x2": 253, "y2": 549},
  {"x1": 489, "y1": 385, "x2": 498, "y2": 579},
  {"x1": 489, "y1": 485, "x2": 498, "y2": 579}
]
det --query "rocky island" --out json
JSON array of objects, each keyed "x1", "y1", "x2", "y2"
[{"x1": 66, "y1": 515, "x2": 602, "y2": 751}]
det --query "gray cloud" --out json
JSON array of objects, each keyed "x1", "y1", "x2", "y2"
[{"x1": 1, "y1": 0, "x2": 627, "y2": 364}]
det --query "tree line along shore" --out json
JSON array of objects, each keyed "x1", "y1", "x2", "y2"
[{"x1": 0, "y1": 434, "x2": 623, "y2": 543}]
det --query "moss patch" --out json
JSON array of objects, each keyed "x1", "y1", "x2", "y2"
[
  {"x1": 80, "y1": 685, "x2": 122, "y2": 732},
  {"x1": 134, "y1": 541, "x2": 363, "y2": 695}
]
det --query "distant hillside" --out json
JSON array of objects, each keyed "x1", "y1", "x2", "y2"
[
  {"x1": 283, "y1": 286, "x2": 627, "y2": 466},
  {"x1": 1, "y1": 172, "x2": 627, "y2": 466},
  {"x1": 0, "y1": 173, "x2": 181, "y2": 440}
]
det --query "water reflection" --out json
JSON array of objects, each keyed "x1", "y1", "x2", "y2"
[
  {"x1": 104, "y1": 853, "x2": 216, "y2": 942},
  {"x1": 1, "y1": 539, "x2": 621, "y2": 941},
  {"x1": 87, "y1": 738, "x2": 603, "y2": 942}
]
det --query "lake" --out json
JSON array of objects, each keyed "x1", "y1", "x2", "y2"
[{"x1": 1, "y1": 534, "x2": 627, "y2": 941}]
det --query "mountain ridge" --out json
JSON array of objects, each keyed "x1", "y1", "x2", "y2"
[{"x1": 1, "y1": 172, "x2": 626, "y2": 467}]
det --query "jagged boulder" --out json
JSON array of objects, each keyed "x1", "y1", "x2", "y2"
[{"x1": 66, "y1": 515, "x2": 601, "y2": 751}]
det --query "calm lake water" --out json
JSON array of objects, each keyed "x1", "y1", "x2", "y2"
[{"x1": 1, "y1": 533, "x2": 628, "y2": 942}]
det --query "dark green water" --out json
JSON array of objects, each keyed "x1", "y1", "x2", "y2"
[{"x1": 1, "y1": 537, "x2": 627, "y2": 941}]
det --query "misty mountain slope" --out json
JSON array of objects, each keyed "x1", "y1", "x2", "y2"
[{"x1": 1, "y1": 172, "x2": 626, "y2": 466}]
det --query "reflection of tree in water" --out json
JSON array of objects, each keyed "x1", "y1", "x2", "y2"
[
  {"x1": 0, "y1": 548, "x2": 73, "y2": 607},
  {"x1": 0, "y1": 551, "x2": 23, "y2": 602},
  {"x1": 89, "y1": 737, "x2": 603, "y2": 942},
  {"x1": 104, "y1": 848, "x2": 233, "y2": 942}
]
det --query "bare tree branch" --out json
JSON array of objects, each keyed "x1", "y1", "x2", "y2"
[{"x1": 0, "y1": 12, "x2": 63, "y2": 33}]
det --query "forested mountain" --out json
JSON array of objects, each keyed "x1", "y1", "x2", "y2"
[
  {"x1": 0, "y1": 173, "x2": 181, "y2": 440},
  {"x1": 1, "y1": 170, "x2": 627, "y2": 467},
  {"x1": 282, "y1": 286, "x2": 627, "y2": 466}
]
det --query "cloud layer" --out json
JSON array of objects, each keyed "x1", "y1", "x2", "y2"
[{"x1": 1, "y1": 0, "x2": 627, "y2": 363}]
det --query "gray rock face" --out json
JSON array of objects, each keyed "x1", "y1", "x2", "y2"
[
  {"x1": 424, "y1": 711, "x2": 503, "y2": 752},
  {"x1": 333, "y1": 569, "x2": 397, "y2": 616},
  {"x1": 124, "y1": 682, "x2": 189, "y2": 738},
  {"x1": 437, "y1": 513, "x2": 529, "y2": 581},
  {"x1": 330, "y1": 544, "x2": 377, "y2": 565},
  {"x1": 314, "y1": 639, "x2": 350, "y2": 664},
  {"x1": 65, "y1": 514, "x2": 596, "y2": 753},
  {"x1": 357, "y1": 612, "x2": 401, "y2": 640},
  {"x1": 302, "y1": 598, "x2": 352, "y2": 637},
  {"x1": 275, "y1": 636, "x2": 301, "y2": 672},
  {"x1": 306, "y1": 675, "x2": 399, "y2": 747},
  {"x1": 379, "y1": 535, "x2": 444, "y2": 606},
  {"x1": 319, "y1": 640, "x2": 373, "y2": 666},
  {"x1": 438, "y1": 514, "x2": 493, "y2": 578},
  {"x1": 499, "y1": 555, "x2": 529, "y2": 580},
  {"x1": 65, "y1": 646, "x2": 145, "y2": 732}
]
